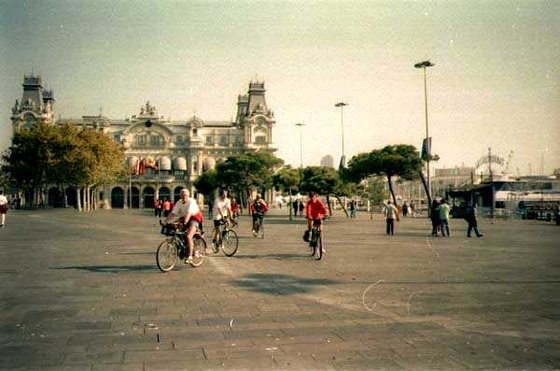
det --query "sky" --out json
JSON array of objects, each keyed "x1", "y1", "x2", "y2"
[{"x1": 1, "y1": 0, "x2": 559, "y2": 175}]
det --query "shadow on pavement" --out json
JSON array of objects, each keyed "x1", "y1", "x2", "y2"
[
  {"x1": 229, "y1": 253, "x2": 309, "y2": 260},
  {"x1": 232, "y1": 273, "x2": 339, "y2": 295},
  {"x1": 51, "y1": 264, "x2": 159, "y2": 274}
]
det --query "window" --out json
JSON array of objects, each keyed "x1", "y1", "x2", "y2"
[
  {"x1": 255, "y1": 135, "x2": 266, "y2": 144},
  {"x1": 193, "y1": 128, "x2": 198, "y2": 136},
  {"x1": 176, "y1": 135, "x2": 183, "y2": 144},
  {"x1": 220, "y1": 135, "x2": 228, "y2": 145},
  {"x1": 206, "y1": 136, "x2": 214, "y2": 145},
  {"x1": 113, "y1": 134, "x2": 120, "y2": 142},
  {"x1": 150, "y1": 134, "x2": 162, "y2": 147},
  {"x1": 136, "y1": 135, "x2": 147, "y2": 146}
]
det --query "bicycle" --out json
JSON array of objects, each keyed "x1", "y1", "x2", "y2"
[
  {"x1": 308, "y1": 219, "x2": 324, "y2": 260},
  {"x1": 156, "y1": 222, "x2": 207, "y2": 272},
  {"x1": 212, "y1": 219, "x2": 239, "y2": 256},
  {"x1": 252, "y1": 215, "x2": 265, "y2": 239}
]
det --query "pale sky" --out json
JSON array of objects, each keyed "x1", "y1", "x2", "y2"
[{"x1": 1, "y1": 0, "x2": 559, "y2": 175}]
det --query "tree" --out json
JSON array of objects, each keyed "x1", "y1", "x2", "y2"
[
  {"x1": 2, "y1": 124, "x2": 125, "y2": 210},
  {"x1": 272, "y1": 166, "x2": 300, "y2": 220},
  {"x1": 299, "y1": 166, "x2": 343, "y2": 216},
  {"x1": 347, "y1": 144, "x2": 424, "y2": 206},
  {"x1": 215, "y1": 151, "x2": 283, "y2": 205},
  {"x1": 193, "y1": 169, "x2": 219, "y2": 198},
  {"x1": 2, "y1": 123, "x2": 64, "y2": 207}
]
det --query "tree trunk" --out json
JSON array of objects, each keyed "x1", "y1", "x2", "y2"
[
  {"x1": 418, "y1": 170, "x2": 432, "y2": 216},
  {"x1": 334, "y1": 195, "x2": 349, "y2": 217},
  {"x1": 76, "y1": 187, "x2": 82, "y2": 212},
  {"x1": 387, "y1": 174, "x2": 397, "y2": 206},
  {"x1": 326, "y1": 194, "x2": 333, "y2": 216},
  {"x1": 288, "y1": 187, "x2": 293, "y2": 221}
]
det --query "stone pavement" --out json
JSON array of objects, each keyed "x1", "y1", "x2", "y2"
[{"x1": 0, "y1": 208, "x2": 559, "y2": 370}]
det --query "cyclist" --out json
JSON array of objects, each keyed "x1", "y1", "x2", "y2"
[
  {"x1": 230, "y1": 196, "x2": 240, "y2": 226},
  {"x1": 164, "y1": 188, "x2": 204, "y2": 264},
  {"x1": 303, "y1": 191, "x2": 329, "y2": 245},
  {"x1": 212, "y1": 189, "x2": 232, "y2": 248},
  {"x1": 250, "y1": 194, "x2": 268, "y2": 236}
]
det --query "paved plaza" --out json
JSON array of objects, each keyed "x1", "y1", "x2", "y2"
[{"x1": 0, "y1": 208, "x2": 559, "y2": 370}]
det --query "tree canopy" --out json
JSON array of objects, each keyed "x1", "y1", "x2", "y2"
[
  {"x1": 2, "y1": 123, "x2": 126, "y2": 208},
  {"x1": 194, "y1": 151, "x2": 284, "y2": 203},
  {"x1": 347, "y1": 144, "x2": 424, "y2": 205}
]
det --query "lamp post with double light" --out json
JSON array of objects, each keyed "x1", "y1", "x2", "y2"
[
  {"x1": 414, "y1": 60, "x2": 434, "y2": 204},
  {"x1": 334, "y1": 102, "x2": 348, "y2": 169}
]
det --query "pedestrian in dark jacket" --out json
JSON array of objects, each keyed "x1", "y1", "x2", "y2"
[
  {"x1": 430, "y1": 200, "x2": 441, "y2": 236},
  {"x1": 465, "y1": 201, "x2": 483, "y2": 238}
]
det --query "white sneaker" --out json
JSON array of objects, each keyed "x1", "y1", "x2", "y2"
[{"x1": 185, "y1": 256, "x2": 193, "y2": 264}]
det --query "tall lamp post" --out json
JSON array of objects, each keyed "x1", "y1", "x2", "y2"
[
  {"x1": 414, "y1": 60, "x2": 435, "y2": 203},
  {"x1": 295, "y1": 123, "x2": 305, "y2": 171},
  {"x1": 294, "y1": 123, "x2": 305, "y2": 220},
  {"x1": 335, "y1": 102, "x2": 348, "y2": 169}
]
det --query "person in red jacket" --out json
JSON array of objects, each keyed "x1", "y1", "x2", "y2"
[
  {"x1": 250, "y1": 194, "x2": 268, "y2": 236},
  {"x1": 304, "y1": 191, "x2": 329, "y2": 242}
]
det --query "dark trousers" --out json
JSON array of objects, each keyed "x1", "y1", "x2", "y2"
[
  {"x1": 386, "y1": 219, "x2": 395, "y2": 235},
  {"x1": 467, "y1": 218, "x2": 482, "y2": 237}
]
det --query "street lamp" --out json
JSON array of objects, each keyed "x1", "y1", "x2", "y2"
[
  {"x1": 414, "y1": 60, "x2": 434, "y2": 201},
  {"x1": 335, "y1": 102, "x2": 348, "y2": 169},
  {"x1": 295, "y1": 123, "x2": 305, "y2": 170}
]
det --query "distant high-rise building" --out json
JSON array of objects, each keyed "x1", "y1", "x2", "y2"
[{"x1": 320, "y1": 155, "x2": 334, "y2": 168}]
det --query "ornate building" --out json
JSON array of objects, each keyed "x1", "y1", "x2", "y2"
[{"x1": 10, "y1": 75, "x2": 276, "y2": 208}]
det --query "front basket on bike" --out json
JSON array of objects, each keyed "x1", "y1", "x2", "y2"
[{"x1": 160, "y1": 224, "x2": 177, "y2": 236}]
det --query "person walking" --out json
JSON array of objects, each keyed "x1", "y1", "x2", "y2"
[
  {"x1": 383, "y1": 200, "x2": 399, "y2": 235},
  {"x1": 402, "y1": 202, "x2": 409, "y2": 217},
  {"x1": 430, "y1": 200, "x2": 441, "y2": 236},
  {"x1": 154, "y1": 198, "x2": 161, "y2": 217},
  {"x1": 465, "y1": 201, "x2": 483, "y2": 238},
  {"x1": 438, "y1": 199, "x2": 451, "y2": 236},
  {"x1": 409, "y1": 200, "x2": 415, "y2": 218},
  {"x1": 349, "y1": 200, "x2": 356, "y2": 218},
  {"x1": 0, "y1": 190, "x2": 8, "y2": 228}
]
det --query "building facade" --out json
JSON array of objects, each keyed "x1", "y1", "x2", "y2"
[{"x1": 9, "y1": 75, "x2": 277, "y2": 208}]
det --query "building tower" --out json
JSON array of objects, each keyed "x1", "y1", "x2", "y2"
[{"x1": 11, "y1": 74, "x2": 55, "y2": 133}]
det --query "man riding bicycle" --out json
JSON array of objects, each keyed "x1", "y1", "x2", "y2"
[
  {"x1": 250, "y1": 194, "x2": 268, "y2": 236},
  {"x1": 212, "y1": 189, "x2": 232, "y2": 248},
  {"x1": 164, "y1": 189, "x2": 204, "y2": 264},
  {"x1": 303, "y1": 191, "x2": 328, "y2": 243}
]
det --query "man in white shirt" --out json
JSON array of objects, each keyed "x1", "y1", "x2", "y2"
[
  {"x1": 165, "y1": 189, "x2": 204, "y2": 263},
  {"x1": 0, "y1": 190, "x2": 8, "y2": 228},
  {"x1": 383, "y1": 200, "x2": 399, "y2": 236},
  {"x1": 212, "y1": 189, "x2": 232, "y2": 247}
]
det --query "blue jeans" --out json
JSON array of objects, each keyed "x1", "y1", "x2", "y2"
[{"x1": 440, "y1": 219, "x2": 450, "y2": 236}]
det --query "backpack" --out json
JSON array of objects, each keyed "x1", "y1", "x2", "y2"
[{"x1": 253, "y1": 201, "x2": 264, "y2": 214}]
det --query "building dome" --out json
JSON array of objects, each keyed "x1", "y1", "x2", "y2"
[
  {"x1": 158, "y1": 156, "x2": 172, "y2": 171},
  {"x1": 128, "y1": 156, "x2": 139, "y2": 170},
  {"x1": 173, "y1": 157, "x2": 187, "y2": 171},
  {"x1": 202, "y1": 157, "x2": 216, "y2": 171}
]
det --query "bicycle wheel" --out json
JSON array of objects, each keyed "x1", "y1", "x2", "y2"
[
  {"x1": 156, "y1": 239, "x2": 178, "y2": 272},
  {"x1": 189, "y1": 236, "x2": 206, "y2": 267},
  {"x1": 316, "y1": 232, "x2": 323, "y2": 260},
  {"x1": 309, "y1": 229, "x2": 317, "y2": 257},
  {"x1": 221, "y1": 229, "x2": 239, "y2": 256},
  {"x1": 211, "y1": 234, "x2": 220, "y2": 254}
]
